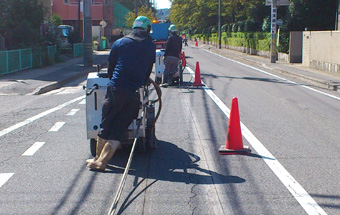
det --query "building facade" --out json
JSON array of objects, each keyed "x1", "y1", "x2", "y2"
[{"x1": 52, "y1": 0, "x2": 114, "y2": 39}]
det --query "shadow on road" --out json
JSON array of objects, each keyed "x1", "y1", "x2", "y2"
[{"x1": 106, "y1": 140, "x2": 246, "y2": 214}]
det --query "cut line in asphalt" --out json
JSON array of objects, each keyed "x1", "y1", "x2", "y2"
[{"x1": 186, "y1": 66, "x2": 327, "y2": 215}]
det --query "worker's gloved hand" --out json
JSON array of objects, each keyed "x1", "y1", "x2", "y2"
[{"x1": 163, "y1": 56, "x2": 166, "y2": 63}]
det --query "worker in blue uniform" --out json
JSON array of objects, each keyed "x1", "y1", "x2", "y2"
[
  {"x1": 162, "y1": 24, "x2": 182, "y2": 86},
  {"x1": 86, "y1": 16, "x2": 156, "y2": 171}
]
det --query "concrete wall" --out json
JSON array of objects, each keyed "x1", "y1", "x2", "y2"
[{"x1": 303, "y1": 31, "x2": 340, "y2": 73}]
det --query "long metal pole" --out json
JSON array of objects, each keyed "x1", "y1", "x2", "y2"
[
  {"x1": 83, "y1": 0, "x2": 93, "y2": 67},
  {"x1": 78, "y1": 0, "x2": 81, "y2": 39},
  {"x1": 336, "y1": 0, "x2": 340, "y2": 30},
  {"x1": 218, "y1": 0, "x2": 221, "y2": 49},
  {"x1": 270, "y1": 0, "x2": 277, "y2": 63}
]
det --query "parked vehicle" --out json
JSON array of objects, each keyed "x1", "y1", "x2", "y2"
[{"x1": 57, "y1": 25, "x2": 74, "y2": 47}]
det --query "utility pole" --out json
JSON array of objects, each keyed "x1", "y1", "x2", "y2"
[
  {"x1": 336, "y1": 0, "x2": 340, "y2": 30},
  {"x1": 83, "y1": 0, "x2": 93, "y2": 67},
  {"x1": 218, "y1": 0, "x2": 221, "y2": 49},
  {"x1": 270, "y1": 0, "x2": 277, "y2": 63},
  {"x1": 78, "y1": 0, "x2": 81, "y2": 39}
]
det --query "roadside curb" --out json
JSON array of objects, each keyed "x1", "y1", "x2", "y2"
[{"x1": 32, "y1": 61, "x2": 107, "y2": 95}]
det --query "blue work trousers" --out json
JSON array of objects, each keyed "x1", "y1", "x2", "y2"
[{"x1": 98, "y1": 86, "x2": 140, "y2": 141}]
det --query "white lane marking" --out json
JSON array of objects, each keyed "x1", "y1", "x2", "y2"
[
  {"x1": 79, "y1": 99, "x2": 86, "y2": 105},
  {"x1": 22, "y1": 142, "x2": 45, "y2": 156},
  {"x1": 0, "y1": 96, "x2": 84, "y2": 138},
  {"x1": 187, "y1": 67, "x2": 327, "y2": 215},
  {"x1": 0, "y1": 173, "x2": 14, "y2": 188},
  {"x1": 67, "y1": 109, "x2": 80, "y2": 116},
  {"x1": 49, "y1": 122, "x2": 65, "y2": 132},
  {"x1": 204, "y1": 49, "x2": 340, "y2": 101}
]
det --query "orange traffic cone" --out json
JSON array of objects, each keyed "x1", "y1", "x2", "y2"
[
  {"x1": 219, "y1": 97, "x2": 251, "y2": 155},
  {"x1": 195, "y1": 40, "x2": 198, "y2": 46},
  {"x1": 193, "y1": 62, "x2": 203, "y2": 86}
]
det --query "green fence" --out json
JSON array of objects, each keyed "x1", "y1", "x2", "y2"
[
  {"x1": 0, "y1": 46, "x2": 56, "y2": 76},
  {"x1": 1, "y1": 44, "x2": 84, "y2": 75},
  {"x1": 73, "y1": 43, "x2": 84, "y2": 57}
]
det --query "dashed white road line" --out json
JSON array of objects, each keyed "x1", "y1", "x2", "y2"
[
  {"x1": 79, "y1": 99, "x2": 86, "y2": 105},
  {"x1": 22, "y1": 142, "x2": 46, "y2": 156},
  {"x1": 0, "y1": 96, "x2": 84, "y2": 138},
  {"x1": 186, "y1": 66, "x2": 327, "y2": 215},
  {"x1": 0, "y1": 97, "x2": 84, "y2": 190},
  {"x1": 66, "y1": 109, "x2": 80, "y2": 116},
  {"x1": 49, "y1": 122, "x2": 65, "y2": 132},
  {"x1": 0, "y1": 173, "x2": 14, "y2": 188}
]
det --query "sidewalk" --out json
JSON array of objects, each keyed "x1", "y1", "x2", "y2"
[
  {"x1": 0, "y1": 50, "x2": 110, "y2": 95},
  {"x1": 197, "y1": 42, "x2": 340, "y2": 93}
]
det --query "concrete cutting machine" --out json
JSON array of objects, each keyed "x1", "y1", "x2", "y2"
[
  {"x1": 84, "y1": 66, "x2": 162, "y2": 156},
  {"x1": 154, "y1": 49, "x2": 185, "y2": 85}
]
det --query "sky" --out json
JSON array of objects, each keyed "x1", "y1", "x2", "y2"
[{"x1": 154, "y1": 0, "x2": 171, "y2": 9}]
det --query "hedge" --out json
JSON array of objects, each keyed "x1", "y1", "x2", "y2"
[{"x1": 192, "y1": 32, "x2": 289, "y2": 53}]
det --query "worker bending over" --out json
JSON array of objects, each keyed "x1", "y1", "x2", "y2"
[
  {"x1": 86, "y1": 16, "x2": 156, "y2": 171},
  {"x1": 162, "y1": 24, "x2": 182, "y2": 86}
]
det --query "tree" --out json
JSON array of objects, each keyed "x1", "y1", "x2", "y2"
[
  {"x1": 287, "y1": 0, "x2": 338, "y2": 31},
  {"x1": 52, "y1": 14, "x2": 63, "y2": 27},
  {"x1": 125, "y1": 6, "x2": 156, "y2": 28},
  {"x1": 2, "y1": 0, "x2": 46, "y2": 49}
]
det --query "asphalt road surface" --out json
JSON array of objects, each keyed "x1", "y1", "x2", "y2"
[{"x1": 1, "y1": 45, "x2": 340, "y2": 215}]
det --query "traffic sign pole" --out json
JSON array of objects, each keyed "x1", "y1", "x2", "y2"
[{"x1": 270, "y1": 0, "x2": 277, "y2": 63}]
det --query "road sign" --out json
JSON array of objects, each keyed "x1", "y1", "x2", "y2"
[
  {"x1": 266, "y1": 0, "x2": 290, "y2": 6},
  {"x1": 100, "y1": 20, "x2": 107, "y2": 28},
  {"x1": 277, "y1": 19, "x2": 283, "y2": 26}
]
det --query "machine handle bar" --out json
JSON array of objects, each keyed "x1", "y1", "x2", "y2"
[{"x1": 86, "y1": 84, "x2": 99, "y2": 96}]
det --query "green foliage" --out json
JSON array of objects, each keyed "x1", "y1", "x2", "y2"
[
  {"x1": 1, "y1": 0, "x2": 46, "y2": 49},
  {"x1": 287, "y1": 0, "x2": 338, "y2": 31},
  {"x1": 125, "y1": 6, "x2": 156, "y2": 29},
  {"x1": 52, "y1": 14, "x2": 63, "y2": 27},
  {"x1": 262, "y1": 16, "x2": 271, "y2": 32},
  {"x1": 257, "y1": 39, "x2": 270, "y2": 51},
  {"x1": 41, "y1": 21, "x2": 58, "y2": 46}
]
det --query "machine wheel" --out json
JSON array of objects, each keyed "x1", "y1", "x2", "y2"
[
  {"x1": 90, "y1": 138, "x2": 96, "y2": 157},
  {"x1": 155, "y1": 77, "x2": 162, "y2": 85}
]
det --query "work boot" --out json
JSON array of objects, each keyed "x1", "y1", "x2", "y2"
[
  {"x1": 87, "y1": 140, "x2": 121, "y2": 171},
  {"x1": 86, "y1": 136, "x2": 107, "y2": 165}
]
